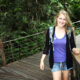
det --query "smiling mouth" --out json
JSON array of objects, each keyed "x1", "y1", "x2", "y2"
[{"x1": 59, "y1": 23, "x2": 64, "y2": 25}]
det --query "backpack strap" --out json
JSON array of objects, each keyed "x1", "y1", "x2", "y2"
[
  {"x1": 49, "y1": 26, "x2": 71, "y2": 42},
  {"x1": 49, "y1": 26, "x2": 54, "y2": 44},
  {"x1": 67, "y1": 27, "x2": 72, "y2": 51},
  {"x1": 48, "y1": 26, "x2": 53, "y2": 57},
  {"x1": 67, "y1": 27, "x2": 71, "y2": 38}
]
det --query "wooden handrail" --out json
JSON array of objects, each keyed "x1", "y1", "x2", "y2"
[
  {"x1": 72, "y1": 54, "x2": 80, "y2": 80},
  {"x1": 73, "y1": 54, "x2": 80, "y2": 65},
  {"x1": 71, "y1": 34, "x2": 80, "y2": 80}
]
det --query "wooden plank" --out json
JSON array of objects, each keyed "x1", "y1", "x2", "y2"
[
  {"x1": 4, "y1": 61, "x2": 51, "y2": 80},
  {"x1": 0, "y1": 68, "x2": 28, "y2": 80},
  {"x1": 21, "y1": 55, "x2": 49, "y2": 69},
  {"x1": 1, "y1": 67, "x2": 37, "y2": 80}
]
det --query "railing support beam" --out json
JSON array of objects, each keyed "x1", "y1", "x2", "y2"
[{"x1": 0, "y1": 39, "x2": 6, "y2": 66}]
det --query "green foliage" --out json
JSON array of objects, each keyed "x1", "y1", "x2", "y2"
[
  {"x1": 0, "y1": 0, "x2": 80, "y2": 65},
  {"x1": 0, "y1": 0, "x2": 80, "y2": 40},
  {"x1": 75, "y1": 29, "x2": 80, "y2": 35}
]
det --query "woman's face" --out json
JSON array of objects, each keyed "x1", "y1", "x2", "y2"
[{"x1": 57, "y1": 14, "x2": 67, "y2": 28}]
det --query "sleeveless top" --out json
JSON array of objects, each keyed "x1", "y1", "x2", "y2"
[{"x1": 53, "y1": 32, "x2": 66, "y2": 62}]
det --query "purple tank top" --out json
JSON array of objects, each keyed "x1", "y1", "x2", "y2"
[{"x1": 53, "y1": 33, "x2": 66, "y2": 62}]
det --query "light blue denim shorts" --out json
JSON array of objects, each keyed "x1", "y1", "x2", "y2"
[{"x1": 51, "y1": 62, "x2": 73, "y2": 72}]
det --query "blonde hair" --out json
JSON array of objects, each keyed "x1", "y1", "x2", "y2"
[{"x1": 54, "y1": 9, "x2": 73, "y2": 32}]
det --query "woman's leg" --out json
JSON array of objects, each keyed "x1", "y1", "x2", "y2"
[
  {"x1": 62, "y1": 70, "x2": 70, "y2": 80},
  {"x1": 52, "y1": 71, "x2": 62, "y2": 80}
]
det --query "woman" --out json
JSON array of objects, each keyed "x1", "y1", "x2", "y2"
[{"x1": 40, "y1": 9, "x2": 79, "y2": 80}]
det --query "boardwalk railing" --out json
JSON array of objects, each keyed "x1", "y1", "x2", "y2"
[
  {"x1": 72, "y1": 55, "x2": 80, "y2": 80},
  {"x1": 72, "y1": 34, "x2": 80, "y2": 80},
  {"x1": 0, "y1": 31, "x2": 45, "y2": 65},
  {"x1": 0, "y1": 25, "x2": 80, "y2": 80}
]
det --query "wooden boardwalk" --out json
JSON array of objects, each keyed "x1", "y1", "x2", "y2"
[{"x1": 0, "y1": 52, "x2": 52, "y2": 80}]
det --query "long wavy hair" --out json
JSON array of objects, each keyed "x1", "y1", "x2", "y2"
[{"x1": 54, "y1": 9, "x2": 73, "y2": 32}]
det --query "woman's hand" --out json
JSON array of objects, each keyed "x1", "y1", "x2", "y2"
[
  {"x1": 40, "y1": 54, "x2": 46, "y2": 70},
  {"x1": 40, "y1": 60, "x2": 45, "y2": 70},
  {"x1": 72, "y1": 48, "x2": 80, "y2": 55}
]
